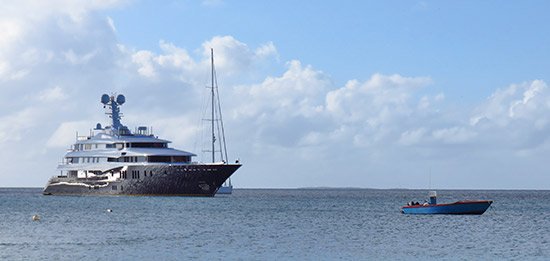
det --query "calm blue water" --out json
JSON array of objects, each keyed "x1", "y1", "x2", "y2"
[{"x1": 1, "y1": 188, "x2": 549, "y2": 260}]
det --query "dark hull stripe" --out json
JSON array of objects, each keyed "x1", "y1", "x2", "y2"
[{"x1": 43, "y1": 164, "x2": 240, "y2": 197}]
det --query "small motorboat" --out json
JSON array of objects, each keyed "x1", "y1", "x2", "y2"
[{"x1": 401, "y1": 191, "x2": 493, "y2": 215}]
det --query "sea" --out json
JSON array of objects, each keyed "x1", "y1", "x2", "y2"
[{"x1": 0, "y1": 188, "x2": 548, "y2": 260}]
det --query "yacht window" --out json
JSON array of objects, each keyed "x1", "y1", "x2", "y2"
[
  {"x1": 147, "y1": 156, "x2": 171, "y2": 163},
  {"x1": 116, "y1": 143, "x2": 124, "y2": 149},
  {"x1": 130, "y1": 143, "x2": 167, "y2": 148},
  {"x1": 84, "y1": 144, "x2": 92, "y2": 150},
  {"x1": 106, "y1": 144, "x2": 115, "y2": 148},
  {"x1": 173, "y1": 156, "x2": 191, "y2": 163}
]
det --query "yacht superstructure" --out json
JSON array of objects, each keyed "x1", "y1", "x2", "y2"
[{"x1": 43, "y1": 93, "x2": 240, "y2": 196}]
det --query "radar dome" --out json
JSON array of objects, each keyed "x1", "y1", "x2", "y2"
[
  {"x1": 101, "y1": 94, "x2": 110, "y2": 104},
  {"x1": 116, "y1": 94, "x2": 125, "y2": 105}
]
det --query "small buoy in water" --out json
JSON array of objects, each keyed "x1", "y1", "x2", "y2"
[
  {"x1": 106, "y1": 208, "x2": 112, "y2": 213},
  {"x1": 32, "y1": 215, "x2": 40, "y2": 221}
]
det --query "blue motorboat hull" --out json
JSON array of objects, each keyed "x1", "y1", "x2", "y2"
[{"x1": 401, "y1": 200, "x2": 493, "y2": 215}]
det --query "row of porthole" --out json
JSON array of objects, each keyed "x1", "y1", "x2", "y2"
[
  {"x1": 173, "y1": 168, "x2": 218, "y2": 172},
  {"x1": 121, "y1": 170, "x2": 157, "y2": 179}
]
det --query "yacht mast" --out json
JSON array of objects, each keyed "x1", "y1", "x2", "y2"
[
  {"x1": 208, "y1": 48, "x2": 229, "y2": 164},
  {"x1": 211, "y1": 48, "x2": 215, "y2": 163}
]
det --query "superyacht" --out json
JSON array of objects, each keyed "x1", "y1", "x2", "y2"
[{"x1": 44, "y1": 49, "x2": 240, "y2": 196}]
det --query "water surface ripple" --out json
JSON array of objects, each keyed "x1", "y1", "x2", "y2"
[{"x1": 0, "y1": 188, "x2": 548, "y2": 260}]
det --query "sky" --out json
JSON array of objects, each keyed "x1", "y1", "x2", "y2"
[{"x1": 1, "y1": 0, "x2": 550, "y2": 189}]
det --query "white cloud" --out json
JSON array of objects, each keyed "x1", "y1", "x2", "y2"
[
  {"x1": 470, "y1": 80, "x2": 550, "y2": 128},
  {"x1": 431, "y1": 126, "x2": 477, "y2": 144},
  {"x1": 130, "y1": 40, "x2": 198, "y2": 79},
  {"x1": 129, "y1": 36, "x2": 277, "y2": 86},
  {"x1": 157, "y1": 41, "x2": 196, "y2": 70},
  {"x1": 201, "y1": 36, "x2": 279, "y2": 76},
  {"x1": 47, "y1": 121, "x2": 91, "y2": 148},
  {"x1": 106, "y1": 16, "x2": 116, "y2": 32},
  {"x1": 255, "y1": 41, "x2": 278, "y2": 60},
  {"x1": 399, "y1": 128, "x2": 427, "y2": 146},
  {"x1": 0, "y1": 108, "x2": 38, "y2": 143},
  {"x1": 235, "y1": 60, "x2": 329, "y2": 119},
  {"x1": 470, "y1": 81, "x2": 547, "y2": 127},
  {"x1": 132, "y1": 50, "x2": 158, "y2": 78},
  {"x1": 37, "y1": 86, "x2": 68, "y2": 102},
  {"x1": 325, "y1": 74, "x2": 432, "y2": 123},
  {"x1": 508, "y1": 80, "x2": 546, "y2": 119}
]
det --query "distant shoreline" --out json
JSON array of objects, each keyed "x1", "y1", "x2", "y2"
[{"x1": 0, "y1": 187, "x2": 548, "y2": 191}]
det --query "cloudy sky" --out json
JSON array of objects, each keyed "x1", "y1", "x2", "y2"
[{"x1": 1, "y1": 0, "x2": 549, "y2": 189}]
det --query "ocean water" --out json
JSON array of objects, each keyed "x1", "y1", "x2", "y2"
[{"x1": 0, "y1": 188, "x2": 549, "y2": 260}]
